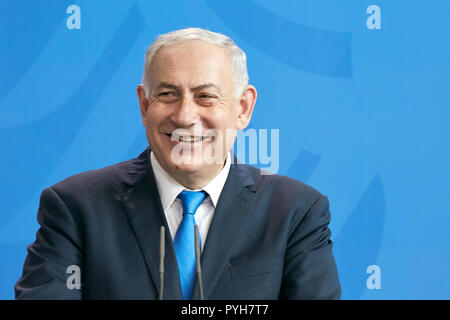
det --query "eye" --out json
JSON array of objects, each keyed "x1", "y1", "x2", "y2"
[
  {"x1": 158, "y1": 91, "x2": 175, "y2": 96},
  {"x1": 156, "y1": 91, "x2": 179, "y2": 103},
  {"x1": 198, "y1": 93, "x2": 217, "y2": 100}
]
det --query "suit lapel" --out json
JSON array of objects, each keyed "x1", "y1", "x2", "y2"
[
  {"x1": 192, "y1": 164, "x2": 256, "y2": 299},
  {"x1": 120, "y1": 149, "x2": 257, "y2": 300},
  {"x1": 121, "y1": 149, "x2": 182, "y2": 299}
]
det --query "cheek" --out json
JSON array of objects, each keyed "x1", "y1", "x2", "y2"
[
  {"x1": 206, "y1": 105, "x2": 238, "y2": 128},
  {"x1": 146, "y1": 105, "x2": 169, "y2": 128},
  {"x1": 206, "y1": 112, "x2": 238, "y2": 148}
]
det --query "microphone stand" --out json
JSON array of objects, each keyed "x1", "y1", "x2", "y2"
[
  {"x1": 194, "y1": 225, "x2": 204, "y2": 300},
  {"x1": 159, "y1": 226, "x2": 165, "y2": 300},
  {"x1": 159, "y1": 225, "x2": 204, "y2": 300}
]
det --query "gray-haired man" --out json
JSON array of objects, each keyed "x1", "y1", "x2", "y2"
[{"x1": 16, "y1": 28, "x2": 341, "y2": 299}]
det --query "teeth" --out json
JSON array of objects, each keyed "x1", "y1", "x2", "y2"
[
  {"x1": 172, "y1": 134, "x2": 204, "y2": 142},
  {"x1": 170, "y1": 132, "x2": 210, "y2": 142},
  {"x1": 180, "y1": 136, "x2": 203, "y2": 142}
]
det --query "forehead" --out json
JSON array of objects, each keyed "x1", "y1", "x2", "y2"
[{"x1": 148, "y1": 40, "x2": 233, "y2": 86}]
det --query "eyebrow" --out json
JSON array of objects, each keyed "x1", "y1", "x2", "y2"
[
  {"x1": 191, "y1": 83, "x2": 220, "y2": 93},
  {"x1": 156, "y1": 82, "x2": 180, "y2": 91},
  {"x1": 155, "y1": 82, "x2": 221, "y2": 94}
]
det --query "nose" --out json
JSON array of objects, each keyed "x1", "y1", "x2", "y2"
[{"x1": 169, "y1": 95, "x2": 200, "y2": 128}]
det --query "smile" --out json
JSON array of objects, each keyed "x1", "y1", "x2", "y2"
[{"x1": 167, "y1": 133, "x2": 212, "y2": 142}]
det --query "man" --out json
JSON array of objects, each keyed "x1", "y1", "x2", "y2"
[{"x1": 15, "y1": 27, "x2": 341, "y2": 299}]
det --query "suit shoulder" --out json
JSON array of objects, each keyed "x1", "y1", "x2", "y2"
[
  {"x1": 249, "y1": 165, "x2": 322, "y2": 195},
  {"x1": 49, "y1": 154, "x2": 148, "y2": 197},
  {"x1": 239, "y1": 164, "x2": 325, "y2": 207}
]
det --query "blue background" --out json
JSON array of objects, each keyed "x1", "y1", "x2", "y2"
[{"x1": 1, "y1": 0, "x2": 449, "y2": 299}]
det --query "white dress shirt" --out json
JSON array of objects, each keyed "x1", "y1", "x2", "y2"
[{"x1": 150, "y1": 151, "x2": 231, "y2": 251}]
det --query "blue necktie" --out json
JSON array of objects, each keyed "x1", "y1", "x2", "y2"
[{"x1": 174, "y1": 190, "x2": 207, "y2": 300}]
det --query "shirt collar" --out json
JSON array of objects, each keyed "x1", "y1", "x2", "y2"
[{"x1": 150, "y1": 151, "x2": 231, "y2": 211}]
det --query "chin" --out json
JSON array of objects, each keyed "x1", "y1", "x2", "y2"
[
  {"x1": 173, "y1": 162, "x2": 205, "y2": 174},
  {"x1": 172, "y1": 154, "x2": 225, "y2": 178},
  {"x1": 154, "y1": 140, "x2": 226, "y2": 176},
  {"x1": 172, "y1": 157, "x2": 219, "y2": 172}
]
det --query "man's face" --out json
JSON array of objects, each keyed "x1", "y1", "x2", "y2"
[{"x1": 138, "y1": 40, "x2": 253, "y2": 185}]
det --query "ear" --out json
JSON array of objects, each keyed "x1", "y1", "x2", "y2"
[
  {"x1": 236, "y1": 85, "x2": 257, "y2": 130},
  {"x1": 137, "y1": 84, "x2": 149, "y2": 127}
]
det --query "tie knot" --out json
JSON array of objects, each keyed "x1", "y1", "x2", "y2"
[{"x1": 178, "y1": 190, "x2": 207, "y2": 215}]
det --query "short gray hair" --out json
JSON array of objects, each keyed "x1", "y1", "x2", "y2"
[{"x1": 142, "y1": 27, "x2": 249, "y2": 98}]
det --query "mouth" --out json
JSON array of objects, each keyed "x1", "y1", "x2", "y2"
[{"x1": 166, "y1": 132, "x2": 213, "y2": 143}]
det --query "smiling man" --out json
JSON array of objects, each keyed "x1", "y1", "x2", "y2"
[
  {"x1": 15, "y1": 28, "x2": 341, "y2": 300},
  {"x1": 137, "y1": 37, "x2": 256, "y2": 189}
]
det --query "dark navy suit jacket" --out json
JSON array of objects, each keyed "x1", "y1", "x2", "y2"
[{"x1": 15, "y1": 148, "x2": 341, "y2": 299}]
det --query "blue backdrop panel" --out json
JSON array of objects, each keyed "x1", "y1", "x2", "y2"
[{"x1": 1, "y1": 0, "x2": 449, "y2": 299}]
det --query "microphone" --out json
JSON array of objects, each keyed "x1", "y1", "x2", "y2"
[
  {"x1": 159, "y1": 226, "x2": 165, "y2": 300},
  {"x1": 194, "y1": 224, "x2": 204, "y2": 300}
]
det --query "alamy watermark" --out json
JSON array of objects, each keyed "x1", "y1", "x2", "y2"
[
  {"x1": 66, "y1": 5, "x2": 81, "y2": 30},
  {"x1": 169, "y1": 124, "x2": 279, "y2": 175},
  {"x1": 66, "y1": 265, "x2": 81, "y2": 290},
  {"x1": 366, "y1": 264, "x2": 381, "y2": 290}
]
